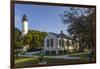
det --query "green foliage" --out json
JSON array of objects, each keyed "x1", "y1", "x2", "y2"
[
  {"x1": 15, "y1": 28, "x2": 47, "y2": 50},
  {"x1": 15, "y1": 28, "x2": 22, "y2": 49},
  {"x1": 61, "y1": 7, "x2": 96, "y2": 51}
]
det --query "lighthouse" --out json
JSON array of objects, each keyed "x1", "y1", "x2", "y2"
[{"x1": 22, "y1": 14, "x2": 28, "y2": 36}]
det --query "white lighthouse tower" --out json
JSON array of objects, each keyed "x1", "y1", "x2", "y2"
[{"x1": 22, "y1": 14, "x2": 28, "y2": 37}]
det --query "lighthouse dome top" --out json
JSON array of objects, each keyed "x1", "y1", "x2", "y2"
[{"x1": 22, "y1": 14, "x2": 28, "y2": 21}]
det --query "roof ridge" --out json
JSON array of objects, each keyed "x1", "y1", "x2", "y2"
[{"x1": 49, "y1": 32, "x2": 71, "y2": 39}]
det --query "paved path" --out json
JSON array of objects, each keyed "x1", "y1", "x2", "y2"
[
  {"x1": 68, "y1": 51, "x2": 91, "y2": 56},
  {"x1": 45, "y1": 55, "x2": 81, "y2": 59},
  {"x1": 18, "y1": 54, "x2": 80, "y2": 59},
  {"x1": 18, "y1": 51, "x2": 91, "y2": 60}
]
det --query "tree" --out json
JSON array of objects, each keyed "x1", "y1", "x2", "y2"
[
  {"x1": 30, "y1": 35, "x2": 41, "y2": 49},
  {"x1": 20, "y1": 30, "x2": 47, "y2": 49},
  {"x1": 61, "y1": 7, "x2": 96, "y2": 52},
  {"x1": 15, "y1": 28, "x2": 22, "y2": 49}
]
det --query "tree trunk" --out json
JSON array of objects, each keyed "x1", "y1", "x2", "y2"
[{"x1": 78, "y1": 33, "x2": 83, "y2": 52}]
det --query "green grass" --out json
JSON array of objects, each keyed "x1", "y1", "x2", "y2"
[
  {"x1": 15, "y1": 57, "x2": 39, "y2": 67},
  {"x1": 14, "y1": 51, "x2": 95, "y2": 68},
  {"x1": 15, "y1": 57, "x2": 34, "y2": 64},
  {"x1": 68, "y1": 52, "x2": 92, "y2": 61},
  {"x1": 15, "y1": 56, "x2": 89, "y2": 68}
]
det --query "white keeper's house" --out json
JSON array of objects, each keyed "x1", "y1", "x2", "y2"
[{"x1": 43, "y1": 31, "x2": 80, "y2": 55}]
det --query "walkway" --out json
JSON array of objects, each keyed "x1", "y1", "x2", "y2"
[
  {"x1": 45, "y1": 55, "x2": 81, "y2": 59},
  {"x1": 18, "y1": 51, "x2": 91, "y2": 60}
]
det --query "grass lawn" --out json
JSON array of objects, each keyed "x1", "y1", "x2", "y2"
[
  {"x1": 68, "y1": 52, "x2": 91, "y2": 60},
  {"x1": 15, "y1": 57, "x2": 34, "y2": 64},
  {"x1": 14, "y1": 56, "x2": 90, "y2": 68}
]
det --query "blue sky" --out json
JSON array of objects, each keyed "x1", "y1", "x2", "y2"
[{"x1": 15, "y1": 4, "x2": 69, "y2": 34}]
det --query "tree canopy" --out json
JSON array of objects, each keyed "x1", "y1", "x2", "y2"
[
  {"x1": 15, "y1": 28, "x2": 47, "y2": 50},
  {"x1": 61, "y1": 7, "x2": 96, "y2": 51}
]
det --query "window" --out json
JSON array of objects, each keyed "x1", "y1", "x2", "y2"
[
  {"x1": 66, "y1": 40, "x2": 70, "y2": 46},
  {"x1": 51, "y1": 39, "x2": 53, "y2": 47},
  {"x1": 62, "y1": 39, "x2": 64, "y2": 46},
  {"x1": 72, "y1": 40, "x2": 74, "y2": 46},
  {"x1": 59, "y1": 39, "x2": 61, "y2": 46},
  {"x1": 58, "y1": 50, "x2": 63, "y2": 54},
  {"x1": 47, "y1": 39, "x2": 49, "y2": 47},
  {"x1": 51, "y1": 51, "x2": 56, "y2": 54},
  {"x1": 64, "y1": 40, "x2": 66, "y2": 46},
  {"x1": 45, "y1": 51, "x2": 50, "y2": 55}
]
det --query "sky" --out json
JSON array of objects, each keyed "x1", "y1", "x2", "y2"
[{"x1": 15, "y1": 4, "x2": 70, "y2": 34}]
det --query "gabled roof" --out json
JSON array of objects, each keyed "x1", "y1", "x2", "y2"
[
  {"x1": 49, "y1": 32, "x2": 71, "y2": 39},
  {"x1": 49, "y1": 32, "x2": 58, "y2": 36},
  {"x1": 48, "y1": 32, "x2": 79, "y2": 42}
]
